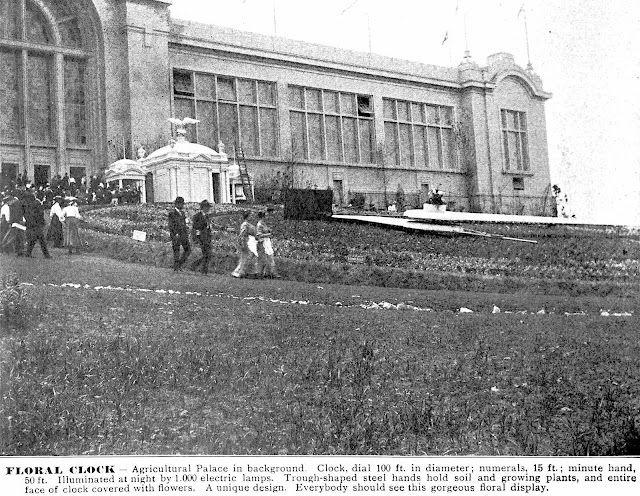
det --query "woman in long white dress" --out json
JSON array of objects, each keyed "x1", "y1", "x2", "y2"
[
  {"x1": 231, "y1": 211, "x2": 257, "y2": 278},
  {"x1": 256, "y1": 210, "x2": 279, "y2": 278}
]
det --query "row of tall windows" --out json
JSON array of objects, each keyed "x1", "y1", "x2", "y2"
[
  {"x1": 0, "y1": 0, "x2": 82, "y2": 47},
  {"x1": 383, "y1": 98, "x2": 458, "y2": 170},
  {"x1": 0, "y1": 49, "x2": 88, "y2": 146},
  {"x1": 172, "y1": 70, "x2": 278, "y2": 157},
  {"x1": 289, "y1": 86, "x2": 376, "y2": 164},
  {"x1": 0, "y1": 0, "x2": 90, "y2": 149},
  {"x1": 501, "y1": 109, "x2": 530, "y2": 172},
  {"x1": 171, "y1": 70, "x2": 529, "y2": 172}
]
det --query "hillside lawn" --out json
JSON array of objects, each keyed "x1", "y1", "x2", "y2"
[{"x1": 1, "y1": 241, "x2": 639, "y2": 456}]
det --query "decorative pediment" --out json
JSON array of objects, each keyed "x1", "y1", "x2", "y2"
[
  {"x1": 142, "y1": 136, "x2": 228, "y2": 166},
  {"x1": 485, "y1": 53, "x2": 551, "y2": 100},
  {"x1": 105, "y1": 159, "x2": 146, "y2": 180}
]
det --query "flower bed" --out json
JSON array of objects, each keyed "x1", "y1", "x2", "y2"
[{"x1": 80, "y1": 205, "x2": 640, "y2": 292}]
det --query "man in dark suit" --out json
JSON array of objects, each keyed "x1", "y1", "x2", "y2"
[
  {"x1": 168, "y1": 196, "x2": 190, "y2": 270},
  {"x1": 22, "y1": 186, "x2": 51, "y2": 259},
  {"x1": 190, "y1": 199, "x2": 213, "y2": 275}
]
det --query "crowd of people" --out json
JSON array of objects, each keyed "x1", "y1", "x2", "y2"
[
  {"x1": 169, "y1": 196, "x2": 279, "y2": 279},
  {"x1": 1, "y1": 184, "x2": 85, "y2": 257},
  {"x1": 3, "y1": 173, "x2": 142, "y2": 209},
  {"x1": 2, "y1": 184, "x2": 279, "y2": 279}
]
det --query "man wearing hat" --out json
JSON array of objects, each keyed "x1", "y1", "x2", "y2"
[
  {"x1": 167, "y1": 196, "x2": 191, "y2": 271},
  {"x1": 22, "y1": 185, "x2": 51, "y2": 259},
  {"x1": 190, "y1": 199, "x2": 213, "y2": 275}
]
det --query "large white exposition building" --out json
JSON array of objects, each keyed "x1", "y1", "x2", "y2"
[{"x1": 0, "y1": 0, "x2": 553, "y2": 213}]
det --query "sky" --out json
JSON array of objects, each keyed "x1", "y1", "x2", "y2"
[{"x1": 169, "y1": 0, "x2": 640, "y2": 225}]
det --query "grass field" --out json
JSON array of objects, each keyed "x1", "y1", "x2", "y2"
[{"x1": 1, "y1": 205, "x2": 639, "y2": 456}]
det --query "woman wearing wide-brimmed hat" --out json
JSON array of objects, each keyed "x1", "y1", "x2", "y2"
[
  {"x1": 47, "y1": 196, "x2": 64, "y2": 248},
  {"x1": 62, "y1": 197, "x2": 83, "y2": 254}
]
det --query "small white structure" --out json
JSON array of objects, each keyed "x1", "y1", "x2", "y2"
[
  {"x1": 104, "y1": 159, "x2": 147, "y2": 203},
  {"x1": 227, "y1": 160, "x2": 254, "y2": 203},
  {"x1": 139, "y1": 127, "x2": 230, "y2": 204}
]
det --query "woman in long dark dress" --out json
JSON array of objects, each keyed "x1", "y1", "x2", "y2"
[{"x1": 47, "y1": 196, "x2": 64, "y2": 248}]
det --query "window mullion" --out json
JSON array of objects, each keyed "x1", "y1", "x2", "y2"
[
  {"x1": 338, "y1": 94, "x2": 346, "y2": 163},
  {"x1": 18, "y1": 0, "x2": 26, "y2": 41},
  {"x1": 321, "y1": 113, "x2": 327, "y2": 161},
  {"x1": 255, "y1": 81, "x2": 262, "y2": 156},
  {"x1": 192, "y1": 71, "x2": 199, "y2": 144},
  {"x1": 436, "y1": 107, "x2": 443, "y2": 169},
  {"x1": 213, "y1": 76, "x2": 221, "y2": 149},
  {"x1": 436, "y1": 126, "x2": 442, "y2": 169},
  {"x1": 355, "y1": 116, "x2": 361, "y2": 164},
  {"x1": 21, "y1": 49, "x2": 30, "y2": 175},
  {"x1": 235, "y1": 101, "x2": 241, "y2": 154},
  {"x1": 55, "y1": 53, "x2": 65, "y2": 175},
  {"x1": 337, "y1": 112, "x2": 344, "y2": 163},
  {"x1": 504, "y1": 131, "x2": 510, "y2": 171}
]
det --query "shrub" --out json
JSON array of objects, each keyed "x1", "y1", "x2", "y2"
[{"x1": 349, "y1": 193, "x2": 366, "y2": 209}]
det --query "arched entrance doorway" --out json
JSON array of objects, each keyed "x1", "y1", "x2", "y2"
[{"x1": 0, "y1": 0, "x2": 103, "y2": 188}]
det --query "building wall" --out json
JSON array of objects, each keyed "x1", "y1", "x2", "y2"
[
  {"x1": 93, "y1": 0, "x2": 127, "y2": 167},
  {"x1": 93, "y1": 0, "x2": 172, "y2": 164},
  {"x1": 491, "y1": 75, "x2": 552, "y2": 215},
  {"x1": 167, "y1": 43, "x2": 470, "y2": 206},
  {"x1": 27, "y1": 0, "x2": 551, "y2": 214}
]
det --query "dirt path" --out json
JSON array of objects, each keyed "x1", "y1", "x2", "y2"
[{"x1": 2, "y1": 250, "x2": 636, "y2": 316}]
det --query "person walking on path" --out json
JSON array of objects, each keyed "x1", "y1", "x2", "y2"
[
  {"x1": 231, "y1": 211, "x2": 257, "y2": 278},
  {"x1": 22, "y1": 187, "x2": 51, "y2": 258},
  {"x1": 62, "y1": 197, "x2": 83, "y2": 254},
  {"x1": 47, "y1": 196, "x2": 64, "y2": 248},
  {"x1": 190, "y1": 200, "x2": 213, "y2": 275},
  {"x1": 256, "y1": 210, "x2": 279, "y2": 278},
  {"x1": 0, "y1": 193, "x2": 12, "y2": 250},
  {"x1": 168, "y1": 196, "x2": 191, "y2": 271},
  {"x1": 0, "y1": 193, "x2": 26, "y2": 256}
]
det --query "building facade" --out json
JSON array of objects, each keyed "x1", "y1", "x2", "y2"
[{"x1": 0, "y1": 0, "x2": 553, "y2": 214}]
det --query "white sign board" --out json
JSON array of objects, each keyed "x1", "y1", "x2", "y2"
[{"x1": 132, "y1": 230, "x2": 147, "y2": 242}]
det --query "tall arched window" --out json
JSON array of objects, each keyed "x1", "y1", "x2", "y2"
[{"x1": 0, "y1": 0, "x2": 98, "y2": 188}]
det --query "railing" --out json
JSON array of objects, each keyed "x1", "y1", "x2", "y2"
[{"x1": 254, "y1": 187, "x2": 556, "y2": 217}]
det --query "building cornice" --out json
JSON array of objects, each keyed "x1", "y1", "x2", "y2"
[
  {"x1": 169, "y1": 21, "x2": 465, "y2": 91},
  {"x1": 168, "y1": 21, "x2": 551, "y2": 101},
  {"x1": 170, "y1": 40, "x2": 466, "y2": 92}
]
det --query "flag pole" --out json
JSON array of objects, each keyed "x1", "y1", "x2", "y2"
[
  {"x1": 462, "y1": 0, "x2": 472, "y2": 62},
  {"x1": 518, "y1": 3, "x2": 533, "y2": 70},
  {"x1": 524, "y1": 7, "x2": 532, "y2": 70},
  {"x1": 367, "y1": 11, "x2": 372, "y2": 53},
  {"x1": 463, "y1": 10, "x2": 470, "y2": 60},
  {"x1": 273, "y1": 0, "x2": 278, "y2": 36}
]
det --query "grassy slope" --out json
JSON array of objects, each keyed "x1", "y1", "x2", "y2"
[{"x1": 1, "y1": 253, "x2": 639, "y2": 456}]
